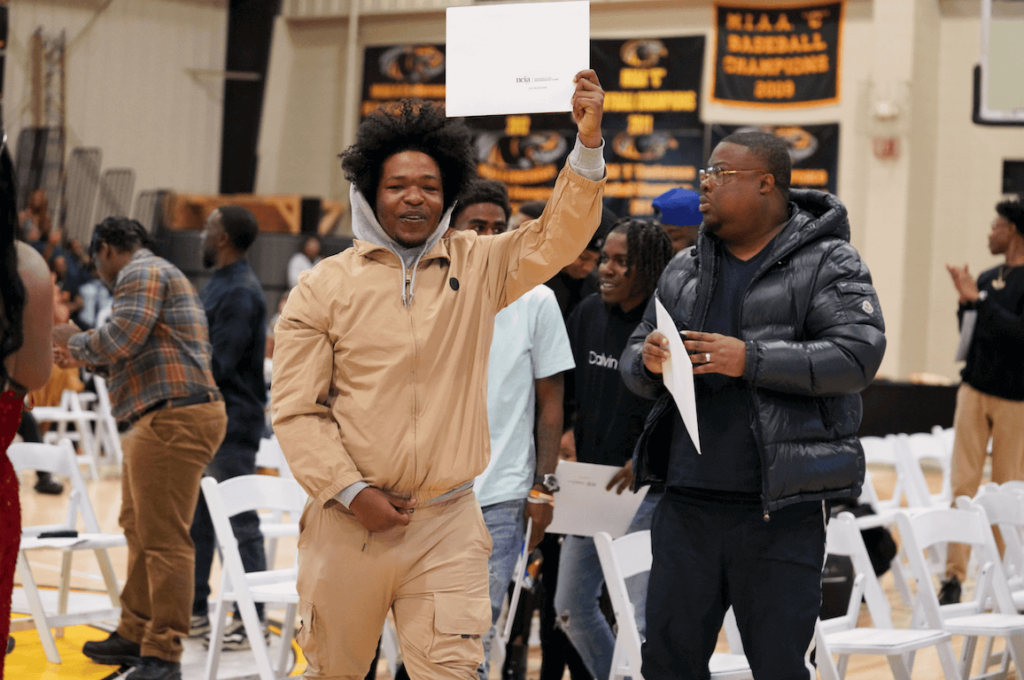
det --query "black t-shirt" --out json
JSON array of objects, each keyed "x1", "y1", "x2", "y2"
[
  {"x1": 666, "y1": 240, "x2": 777, "y2": 495},
  {"x1": 961, "y1": 264, "x2": 1024, "y2": 401},
  {"x1": 567, "y1": 294, "x2": 653, "y2": 468}
]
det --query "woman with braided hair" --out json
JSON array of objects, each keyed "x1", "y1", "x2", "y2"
[{"x1": 0, "y1": 134, "x2": 54, "y2": 673}]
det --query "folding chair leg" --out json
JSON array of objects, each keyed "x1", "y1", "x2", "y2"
[
  {"x1": 56, "y1": 550, "x2": 73, "y2": 638},
  {"x1": 836, "y1": 654, "x2": 849, "y2": 679},
  {"x1": 204, "y1": 572, "x2": 230, "y2": 680},
  {"x1": 885, "y1": 655, "x2": 913, "y2": 680},
  {"x1": 95, "y1": 547, "x2": 122, "y2": 605},
  {"x1": 16, "y1": 552, "x2": 61, "y2": 664},
  {"x1": 276, "y1": 602, "x2": 297, "y2": 677},
  {"x1": 935, "y1": 639, "x2": 962, "y2": 680},
  {"x1": 960, "y1": 635, "x2": 978, "y2": 680},
  {"x1": 237, "y1": 594, "x2": 275, "y2": 680},
  {"x1": 1003, "y1": 632, "x2": 1024, "y2": 680}
]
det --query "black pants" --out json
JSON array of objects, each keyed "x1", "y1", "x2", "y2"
[
  {"x1": 643, "y1": 492, "x2": 826, "y2": 680},
  {"x1": 190, "y1": 439, "x2": 266, "y2": 618}
]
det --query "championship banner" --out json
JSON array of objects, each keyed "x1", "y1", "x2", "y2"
[
  {"x1": 361, "y1": 44, "x2": 447, "y2": 117},
  {"x1": 592, "y1": 37, "x2": 707, "y2": 216},
  {"x1": 360, "y1": 38, "x2": 707, "y2": 216},
  {"x1": 711, "y1": 1, "x2": 844, "y2": 108},
  {"x1": 711, "y1": 123, "x2": 839, "y2": 195}
]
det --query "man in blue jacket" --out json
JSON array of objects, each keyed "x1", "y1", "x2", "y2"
[{"x1": 620, "y1": 131, "x2": 886, "y2": 680}]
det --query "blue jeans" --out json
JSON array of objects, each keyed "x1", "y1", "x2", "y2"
[
  {"x1": 190, "y1": 439, "x2": 267, "y2": 618},
  {"x1": 479, "y1": 499, "x2": 527, "y2": 680},
  {"x1": 554, "y1": 492, "x2": 661, "y2": 680}
]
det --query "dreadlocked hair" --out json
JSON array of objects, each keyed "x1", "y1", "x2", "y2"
[
  {"x1": 90, "y1": 216, "x2": 155, "y2": 258},
  {"x1": 610, "y1": 218, "x2": 674, "y2": 302},
  {"x1": 340, "y1": 99, "x2": 476, "y2": 213},
  {"x1": 0, "y1": 145, "x2": 25, "y2": 388}
]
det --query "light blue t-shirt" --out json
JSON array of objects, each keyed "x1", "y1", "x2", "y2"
[{"x1": 474, "y1": 285, "x2": 575, "y2": 507}]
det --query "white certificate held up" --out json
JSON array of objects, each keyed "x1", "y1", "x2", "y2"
[
  {"x1": 655, "y1": 297, "x2": 701, "y2": 454},
  {"x1": 546, "y1": 462, "x2": 649, "y2": 539},
  {"x1": 445, "y1": 1, "x2": 590, "y2": 117}
]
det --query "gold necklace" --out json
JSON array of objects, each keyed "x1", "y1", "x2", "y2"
[{"x1": 992, "y1": 263, "x2": 1020, "y2": 290}]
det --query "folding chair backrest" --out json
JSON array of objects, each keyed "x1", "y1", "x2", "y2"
[
  {"x1": 959, "y1": 486, "x2": 1024, "y2": 586},
  {"x1": 215, "y1": 474, "x2": 307, "y2": 520},
  {"x1": 607, "y1": 530, "x2": 652, "y2": 579},
  {"x1": 903, "y1": 431, "x2": 953, "y2": 505},
  {"x1": 893, "y1": 434, "x2": 938, "y2": 509},
  {"x1": 860, "y1": 435, "x2": 903, "y2": 508},
  {"x1": 8, "y1": 439, "x2": 103, "y2": 536},
  {"x1": 255, "y1": 436, "x2": 293, "y2": 480},
  {"x1": 897, "y1": 505, "x2": 1018, "y2": 626},
  {"x1": 826, "y1": 512, "x2": 896, "y2": 629}
]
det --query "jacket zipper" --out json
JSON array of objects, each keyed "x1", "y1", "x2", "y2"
[{"x1": 405, "y1": 265, "x2": 420, "y2": 487}]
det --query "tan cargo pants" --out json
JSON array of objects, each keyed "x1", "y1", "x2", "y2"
[
  {"x1": 296, "y1": 491, "x2": 492, "y2": 680},
  {"x1": 946, "y1": 383, "x2": 1024, "y2": 582},
  {"x1": 116, "y1": 400, "x2": 227, "y2": 661}
]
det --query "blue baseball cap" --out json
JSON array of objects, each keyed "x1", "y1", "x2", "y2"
[{"x1": 652, "y1": 188, "x2": 701, "y2": 227}]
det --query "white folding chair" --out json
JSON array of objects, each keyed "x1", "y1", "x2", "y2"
[
  {"x1": 818, "y1": 512, "x2": 960, "y2": 680},
  {"x1": 861, "y1": 435, "x2": 906, "y2": 513},
  {"x1": 90, "y1": 376, "x2": 123, "y2": 468},
  {"x1": 897, "y1": 505, "x2": 1024, "y2": 680},
  {"x1": 8, "y1": 439, "x2": 126, "y2": 664},
  {"x1": 32, "y1": 388, "x2": 102, "y2": 479},
  {"x1": 201, "y1": 474, "x2": 306, "y2": 680},
  {"x1": 901, "y1": 431, "x2": 953, "y2": 508},
  {"x1": 254, "y1": 436, "x2": 296, "y2": 569},
  {"x1": 958, "y1": 487, "x2": 1024, "y2": 675},
  {"x1": 594, "y1": 530, "x2": 752, "y2": 680}
]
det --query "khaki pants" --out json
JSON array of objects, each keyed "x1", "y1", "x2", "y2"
[
  {"x1": 946, "y1": 383, "x2": 1024, "y2": 582},
  {"x1": 116, "y1": 401, "x2": 227, "y2": 661},
  {"x1": 296, "y1": 491, "x2": 492, "y2": 680}
]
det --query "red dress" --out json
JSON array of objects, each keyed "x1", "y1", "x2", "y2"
[{"x1": 0, "y1": 389, "x2": 23, "y2": 677}]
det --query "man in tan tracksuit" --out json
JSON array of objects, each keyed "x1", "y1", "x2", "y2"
[{"x1": 271, "y1": 73, "x2": 606, "y2": 680}]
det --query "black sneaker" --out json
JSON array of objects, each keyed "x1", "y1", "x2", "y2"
[
  {"x1": 938, "y1": 576, "x2": 962, "y2": 605},
  {"x1": 124, "y1": 656, "x2": 181, "y2": 680},
  {"x1": 82, "y1": 631, "x2": 141, "y2": 666},
  {"x1": 34, "y1": 472, "x2": 64, "y2": 495},
  {"x1": 6, "y1": 636, "x2": 13, "y2": 655}
]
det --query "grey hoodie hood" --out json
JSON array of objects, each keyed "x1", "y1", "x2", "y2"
[{"x1": 349, "y1": 183, "x2": 456, "y2": 306}]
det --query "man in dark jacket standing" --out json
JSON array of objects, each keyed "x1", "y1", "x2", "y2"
[
  {"x1": 189, "y1": 206, "x2": 268, "y2": 648},
  {"x1": 620, "y1": 132, "x2": 886, "y2": 680}
]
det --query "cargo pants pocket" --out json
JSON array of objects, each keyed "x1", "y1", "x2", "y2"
[{"x1": 425, "y1": 592, "x2": 493, "y2": 667}]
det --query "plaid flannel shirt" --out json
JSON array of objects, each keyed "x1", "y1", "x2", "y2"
[{"x1": 68, "y1": 248, "x2": 218, "y2": 423}]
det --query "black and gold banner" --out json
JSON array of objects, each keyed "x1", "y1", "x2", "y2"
[
  {"x1": 711, "y1": 1, "x2": 844, "y2": 108},
  {"x1": 711, "y1": 123, "x2": 839, "y2": 195},
  {"x1": 360, "y1": 37, "x2": 707, "y2": 217}
]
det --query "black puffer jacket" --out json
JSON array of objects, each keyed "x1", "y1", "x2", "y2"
[{"x1": 620, "y1": 189, "x2": 886, "y2": 514}]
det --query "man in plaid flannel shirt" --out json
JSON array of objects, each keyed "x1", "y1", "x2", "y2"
[{"x1": 54, "y1": 216, "x2": 227, "y2": 680}]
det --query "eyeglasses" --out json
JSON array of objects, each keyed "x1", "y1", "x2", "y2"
[{"x1": 699, "y1": 166, "x2": 768, "y2": 187}]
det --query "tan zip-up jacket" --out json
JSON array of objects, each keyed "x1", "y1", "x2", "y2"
[{"x1": 272, "y1": 166, "x2": 605, "y2": 507}]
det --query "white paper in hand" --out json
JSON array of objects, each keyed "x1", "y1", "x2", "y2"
[
  {"x1": 655, "y1": 297, "x2": 701, "y2": 454},
  {"x1": 445, "y1": 1, "x2": 590, "y2": 117}
]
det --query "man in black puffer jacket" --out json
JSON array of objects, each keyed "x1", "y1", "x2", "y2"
[{"x1": 619, "y1": 131, "x2": 886, "y2": 680}]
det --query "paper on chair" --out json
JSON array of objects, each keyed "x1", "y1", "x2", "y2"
[
  {"x1": 445, "y1": 1, "x2": 590, "y2": 117},
  {"x1": 546, "y1": 462, "x2": 649, "y2": 539},
  {"x1": 655, "y1": 297, "x2": 701, "y2": 454}
]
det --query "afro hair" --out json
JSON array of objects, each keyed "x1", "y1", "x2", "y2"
[{"x1": 340, "y1": 99, "x2": 477, "y2": 213}]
